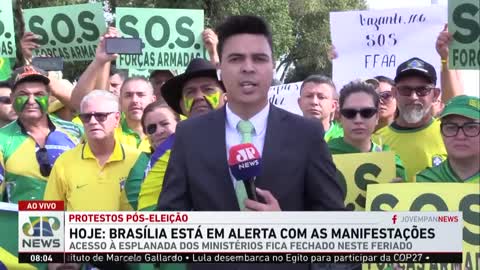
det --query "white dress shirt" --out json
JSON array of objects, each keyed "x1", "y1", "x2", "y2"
[{"x1": 225, "y1": 102, "x2": 270, "y2": 186}]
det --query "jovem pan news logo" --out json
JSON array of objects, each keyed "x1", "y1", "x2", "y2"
[{"x1": 18, "y1": 201, "x2": 65, "y2": 252}]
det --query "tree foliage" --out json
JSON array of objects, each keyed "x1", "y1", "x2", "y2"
[{"x1": 16, "y1": 0, "x2": 366, "y2": 82}]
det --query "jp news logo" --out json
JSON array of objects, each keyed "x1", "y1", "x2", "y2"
[
  {"x1": 20, "y1": 216, "x2": 62, "y2": 250},
  {"x1": 22, "y1": 216, "x2": 61, "y2": 237}
]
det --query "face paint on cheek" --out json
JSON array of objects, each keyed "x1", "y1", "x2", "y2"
[
  {"x1": 34, "y1": 95, "x2": 49, "y2": 113},
  {"x1": 183, "y1": 95, "x2": 194, "y2": 113},
  {"x1": 204, "y1": 90, "x2": 221, "y2": 109},
  {"x1": 13, "y1": 96, "x2": 29, "y2": 113}
]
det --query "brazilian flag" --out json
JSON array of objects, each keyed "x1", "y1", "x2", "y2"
[
  {"x1": 0, "y1": 58, "x2": 11, "y2": 81},
  {"x1": 0, "y1": 202, "x2": 37, "y2": 269}
]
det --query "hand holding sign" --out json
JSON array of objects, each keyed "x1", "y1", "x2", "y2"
[
  {"x1": 436, "y1": 24, "x2": 452, "y2": 60},
  {"x1": 21, "y1": 32, "x2": 40, "y2": 62}
]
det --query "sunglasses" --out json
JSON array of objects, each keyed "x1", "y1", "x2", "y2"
[
  {"x1": 395, "y1": 85, "x2": 435, "y2": 97},
  {"x1": 0, "y1": 96, "x2": 11, "y2": 104},
  {"x1": 36, "y1": 148, "x2": 52, "y2": 177},
  {"x1": 146, "y1": 123, "x2": 159, "y2": 135},
  {"x1": 440, "y1": 122, "x2": 480, "y2": 137},
  {"x1": 340, "y1": 108, "x2": 378, "y2": 119},
  {"x1": 79, "y1": 112, "x2": 114, "y2": 123},
  {"x1": 378, "y1": 91, "x2": 393, "y2": 101}
]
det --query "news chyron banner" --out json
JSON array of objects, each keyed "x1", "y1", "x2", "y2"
[
  {"x1": 365, "y1": 183, "x2": 480, "y2": 270},
  {"x1": 17, "y1": 203, "x2": 462, "y2": 265}
]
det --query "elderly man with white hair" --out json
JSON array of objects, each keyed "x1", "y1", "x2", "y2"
[{"x1": 44, "y1": 90, "x2": 141, "y2": 211}]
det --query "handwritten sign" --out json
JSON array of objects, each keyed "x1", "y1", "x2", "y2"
[
  {"x1": 330, "y1": 6, "x2": 446, "y2": 88},
  {"x1": 24, "y1": 3, "x2": 106, "y2": 62},
  {"x1": 365, "y1": 183, "x2": 479, "y2": 270},
  {"x1": 115, "y1": 8, "x2": 205, "y2": 70},
  {"x1": 267, "y1": 82, "x2": 303, "y2": 116},
  {"x1": 448, "y1": 0, "x2": 480, "y2": 69},
  {"x1": 0, "y1": 0, "x2": 16, "y2": 58},
  {"x1": 333, "y1": 152, "x2": 396, "y2": 211}
]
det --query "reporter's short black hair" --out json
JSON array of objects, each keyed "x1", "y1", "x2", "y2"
[{"x1": 216, "y1": 15, "x2": 273, "y2": 60}]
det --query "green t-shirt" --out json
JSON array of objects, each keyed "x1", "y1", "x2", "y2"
[
  {"x1": 324, "y1": 121, "x2": 344, "y2": 142},
  {"x1": 328, "y1": 137, "x2": 407, "y2": 180},
  {"x1": 416, "y1": 160, "x2": 479, "y2": 183}
]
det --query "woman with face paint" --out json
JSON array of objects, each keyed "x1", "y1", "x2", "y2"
[
  {"x1": 0, "y1": 66, "x2": 83, "y2": 203},
  {"x1": 122, "y1": 101, "x2": 180, "y2": 211}
]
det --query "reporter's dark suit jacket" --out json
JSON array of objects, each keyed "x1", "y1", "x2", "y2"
[{"x1": 157, "y1": 105, "x2": 346, "y2": 270}]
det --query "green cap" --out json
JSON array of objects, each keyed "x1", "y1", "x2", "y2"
[{"x1": 440, "y1": 95, "x2": 480, "y2": 120}]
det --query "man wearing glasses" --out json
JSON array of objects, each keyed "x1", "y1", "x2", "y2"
[
  {"x1": 416, "y1": 95, "x2": 479, "y2": 183},
  {"x1": 44, "y1": 90, "x2": 141, "y2": 211},
  {"x1": 0, "y1": 66, "x2": 83, "y2": 203},
  {"x1": 0, "y1": 81, "x2": 17, "y2": 128},
  {"x1": 375, "y1": 57, "x2": 447, "y2": 181}
]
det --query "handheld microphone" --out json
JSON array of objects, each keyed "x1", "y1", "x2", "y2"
[{"x1": 228, "y1": 143, "x2": 262, "y2": 201}]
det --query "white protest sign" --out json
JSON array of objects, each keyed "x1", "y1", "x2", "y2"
[
  {"x1": 268, "y1": 82, "x2": 303, "y2": 116},
  {"x1": 330, "y1": 6, "x2": 447, "y2": 88}
]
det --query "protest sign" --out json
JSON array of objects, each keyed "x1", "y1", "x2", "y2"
[
  {"x1": 268, "y1": 82, "x2": 303, "y2": 116},
  {"x1": 0, "y1": 0, "x2": 16, "y2": 58},
  {"x1": 24, "y1": 3, "x2": 106, "y2": 62},
  {"x1": 365, "y1": 183, "x2": 480, "y2": 270},
  {"x1": 448, "y1": 0, "x2": 480, "y2": 69},
  {"x1": 330, "y1": 6, "x2": 446, "y2": 88},
  {"x1": 115, "y1": 8, "x2": 205, "y2": 70},
  {"x1": 332, "y1": 152, "x2": 396, "y2": 211}
]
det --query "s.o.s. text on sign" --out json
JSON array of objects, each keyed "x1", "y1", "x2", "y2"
[
  {"x1": 115, "y1": 8, "x2": 205, "y2": 70},
  {"x1": 448, "y1": 0, "x2": 480, "y2": 69},
  {"x1": 23, "y1": 3, "x2": 106, "y2": 62},
  {"x1": 0, "y1": 0, "x2": 16, "y2": 58}
]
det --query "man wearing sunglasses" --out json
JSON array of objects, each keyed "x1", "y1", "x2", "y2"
[
  {"x1": 44, "y1": 90, "x2": 142, "y2": 211},
  {"x1": 375, "y1": 57, "x2": 447, "y2": 181},
  {"x1": 0, "y1": 66, "x2": 83, "y2": 203},
  {"x1": 416, "y1": 95, "x2": 479, "y2": 183},
  {"x1": 0, "y1": 81, "x2": 16, "y2": 128}
]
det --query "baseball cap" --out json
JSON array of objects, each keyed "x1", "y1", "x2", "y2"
[
  {"x1": 440, "y1": 95, "x2": 480, "y2": 120},
  {"x1": 10, "y1": 65, "x2": 50, "y2": 90},
  {"x1": 394, "y1": 57, "x2": 437, "y2": 85}
]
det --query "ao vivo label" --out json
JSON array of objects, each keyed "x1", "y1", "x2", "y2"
[
  {"x1": 18, "y1": 201, "x2": 65, "y2": 253},
  {"x1": 23, "y1": 3, "x2": 106, "y2": 61}
]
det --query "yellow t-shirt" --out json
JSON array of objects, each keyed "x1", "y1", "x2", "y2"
[
  {"x1": 374, "y1": 119, "x2": 447, "y2": 182},
  {"x1": 115, "y1": 118, "x2": 151, "y2": 153},
  {"x1": 44, "y1": 141, "x2": 141, "y2": 211}
]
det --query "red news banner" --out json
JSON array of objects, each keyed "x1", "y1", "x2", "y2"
[{"x1": 18, "y1": 201, "x2": 463, "y2": 264}]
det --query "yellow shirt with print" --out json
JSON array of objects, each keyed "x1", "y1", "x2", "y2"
[
  {"x1": 374, "y1": 119, "x2": 447, "y2": 182},
  {"x1": 115, "y1": 118, "x2": 151, "y2": 153},
  {"x1": 44, "y1": 141, "x2": 141, "y2": 211}
]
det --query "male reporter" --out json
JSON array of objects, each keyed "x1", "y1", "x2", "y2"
[{"x1": 157, "y1": 16, "x2": 344, "y2": 213}]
